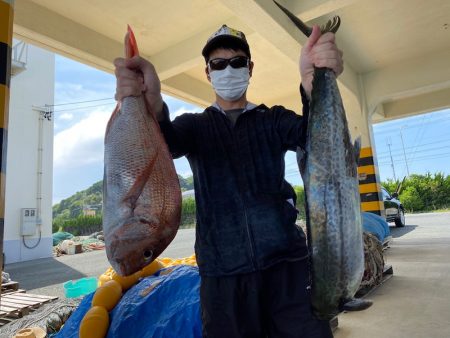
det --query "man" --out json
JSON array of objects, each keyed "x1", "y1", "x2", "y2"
[{"x1": 115, "y1": 23, "x2": 343, "y2": 338}]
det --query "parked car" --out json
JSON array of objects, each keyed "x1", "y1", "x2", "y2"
[{"x1": 382, "y1": 187, "x2": 405, "y2": 227}]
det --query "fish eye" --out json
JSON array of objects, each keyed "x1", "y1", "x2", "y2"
[{"x1": 143, "y1": 250, "x2": 153, "y2": 261}]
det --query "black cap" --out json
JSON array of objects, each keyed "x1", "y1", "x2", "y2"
[{"x1": 202, "y1": 24, "x2": 251, "y2": 61}]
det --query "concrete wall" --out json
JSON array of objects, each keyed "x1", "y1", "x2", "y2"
[{"x1": 4, "y1": 41, "x2": 54, "y2": 264}]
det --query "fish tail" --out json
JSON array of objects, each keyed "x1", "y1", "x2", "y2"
[
  {"x1": 107, "y1": 26, "x2": 140, "y2": 135},
  {"x1": 273, "y1": 0, "x2": 341, "y2": 36},
  {"x1": 125, "y1": 24, "x2": 139, "y2": 58}
]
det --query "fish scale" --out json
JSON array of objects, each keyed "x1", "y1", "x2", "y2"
[
  {"x1": 103, "y1": 27, "x2": 181, "y2": 277},
  {"x1": 272, "y1": 0, "x2": 372, "y2": 318},
  {"x1": 300, "y1": 67, "x2": 364, "y2": 319}
]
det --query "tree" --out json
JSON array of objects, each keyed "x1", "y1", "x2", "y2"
[
  {"x1": 400, "y1": 186, "x2": 424, "y2": 212},
  {"x1": 383, "y1": 172, "x2": 450, "y2": 213}
]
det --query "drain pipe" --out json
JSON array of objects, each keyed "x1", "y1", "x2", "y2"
[
  {"x1": 36, "y1": 107, "x2": 45, "y2": 228},
  {"x1": 23, "y1": 106, "x2": 52, "y2": 249}
]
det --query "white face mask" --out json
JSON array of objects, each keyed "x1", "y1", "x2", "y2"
[{"x1": 209, "y1": 65, "x2": 250, "y2": 101}]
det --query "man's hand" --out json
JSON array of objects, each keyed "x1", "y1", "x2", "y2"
[
  {"x1": 114, "y1": 56, "x2": 164, "y2": 119},
  {"x1": 300, "y1": 25, "x2": 344, "y2": 99}
]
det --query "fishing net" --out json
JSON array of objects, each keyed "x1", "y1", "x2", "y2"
[
  {"x1": 296, "y1": 218, "x2": 386, "y2": 291},
  {"x1": 0, "y1": 298, "x2": 81, "y2": 338},
  {"x1": 359, "y1": 232, "x2": 385, "y2": 289},
  {"x1": 52, "y1": 235, "x2": 105, "y2": 257},
  {"x1": 52, "y1": 232, "x2": 74, "y2": 246}
]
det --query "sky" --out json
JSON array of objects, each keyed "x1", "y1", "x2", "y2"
[
  {"x1": 52, "y1": 54, "x2": 450, "y2": 204},
  {"x1": 371, "y1": 108, "x2": 450, "y2": 182},
  {"x1": 52, "y1": 55, "x2": 198, "y2": 204}
]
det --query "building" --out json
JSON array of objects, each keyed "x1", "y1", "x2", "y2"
[{"x1": 3, "y1": 40, "x2": 54, "y2": 264}]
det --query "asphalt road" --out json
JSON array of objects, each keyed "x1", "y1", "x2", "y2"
[
  {"x1": 4, "y1": 212, "x2": 449, "y2": 303},
  {"x1": 4, "y1": 228, "x2": 196, "y2": 298}
]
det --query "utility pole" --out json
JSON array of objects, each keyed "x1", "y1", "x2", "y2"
[
  {"x1": 387, "y1": 137, "x2": 397, "y2": 181},
  {"x1": 399, "y1": 126, "x2": 410, "y2": 177}
]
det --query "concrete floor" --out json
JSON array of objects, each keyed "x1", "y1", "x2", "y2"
[
  {"x1": 3, "y1": 213, "x2": 450, "y2": 337},
  {"x1": 335, "y1": 212, "x2": 450, "y2": 338},
  {"x1": 4, "y1": 229, "x2": 196, "y2": 299}
]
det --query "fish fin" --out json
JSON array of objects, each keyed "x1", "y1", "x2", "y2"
[
  {"x1": 354, "y1": 136, "x2": 361, "y2": 165},
  {"x1": 125, "y1": 24, "x2": 140, "y2": 58},
  {"x1": 341, "y1": 297, "x2": 373, "y2": 312},
  {"x1": 122, "y1": 151, "x2": 159, "y2": 210}
]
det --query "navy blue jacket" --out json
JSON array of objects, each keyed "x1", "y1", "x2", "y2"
[{"x1": 159, "y1": 89, "x2": 310, "y2": 276}]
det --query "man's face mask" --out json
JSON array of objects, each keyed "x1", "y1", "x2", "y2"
[{"x1": 208, "y1": 56, "x2": 250, "y2": 101}]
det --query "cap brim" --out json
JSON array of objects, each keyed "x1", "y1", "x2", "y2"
[{"x1": 202, "y1": 35, "x2": 250, "y2": 59}]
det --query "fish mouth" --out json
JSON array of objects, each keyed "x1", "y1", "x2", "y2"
[
  {"x1": 111, "y1": 246, "x2": 156, "y2": 276},
  {"x1": 106, "y1": 219, "x2": 158, "y2": 276}
]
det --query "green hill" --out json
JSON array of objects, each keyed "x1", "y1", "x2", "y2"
[{"x1": 53, "y1": 175, "x2": 194, "y2": 221}]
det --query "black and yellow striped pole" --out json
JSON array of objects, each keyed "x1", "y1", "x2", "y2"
[
  {"x1": 358, "y1": 147, "x2": 385, "y2": 218},
  {"x1": 0, "y1": 0, "x2": 14, "y2": 283}
]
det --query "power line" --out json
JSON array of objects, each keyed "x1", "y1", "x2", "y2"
[
  {"x1": 378, "y1": 151, "x2": 450, "y2": 165},
  {"x1": 404, "y1": 113, "x2": 430, "y2": 176},
  {"x1": 387, "y1": 137, "x2": 397, "y2": 181},
  {"x1": 50, "y1": 97, "x2": 114, "y2": 107},
  {"x1": 377, "y1": 144, "x2": 450, "y2": 160},
  {"x1": 53, "y1": 102, "x2": 116, "y2": 113},
  {"x1": 373, "y1": 114, "x2": 450, "y2": 135},
  {"x1": 376, "y1": 136, "x2": 450, "y2": 158},
  {"x1": 378, "y1": 136, "x2": 450, "y2": 153}
]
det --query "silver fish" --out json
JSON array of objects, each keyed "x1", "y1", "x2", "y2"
[
  {"x1": 273, "y1": 1, "x2": 371, "y2": 319},
  {"x1": 298, "y1": 67, "x2": 366, "y2": 319}
]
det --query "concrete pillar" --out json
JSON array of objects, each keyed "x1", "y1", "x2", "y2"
[
  {"x1": 358, "y1": 147, "x2": 385, "y2": 217},
  {"x1": 356, "y1": 75, "x2": 385, "y2": 218},
  {"x1": 0, "y1": 0, "x2": 14, "y2": 282}
]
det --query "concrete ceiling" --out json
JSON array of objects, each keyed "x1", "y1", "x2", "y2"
[{"x1": 12, "y1": 0, "x2": 450, "y2": 125}]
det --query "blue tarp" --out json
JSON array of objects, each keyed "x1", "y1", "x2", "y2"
[
  {"x1": 57, "y1": 265, "x2": 202, "y2": 338},
  {"x1": 361, "y1": 212, "x2": 391, "y2": 242}
]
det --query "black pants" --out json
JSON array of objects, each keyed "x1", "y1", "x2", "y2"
[{"x1": 200, "y1": 259, "x2": 333, "y2": 338}]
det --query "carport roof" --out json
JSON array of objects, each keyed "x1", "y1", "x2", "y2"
[{"x1": 12, "y1": 0, "x2": 450, "y2": 122}]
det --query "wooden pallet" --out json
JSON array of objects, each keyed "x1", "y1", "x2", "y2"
[
  {"x1": 0, "y1": 291, "x2": 58, "y2": 324},
  {"x1": 1, "y1": 280, "x2": 20, "y2": 294}
]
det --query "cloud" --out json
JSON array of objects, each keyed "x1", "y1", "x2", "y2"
[
  {"x1": 58, "y1": 112, "x2": 74, "y2": 121},
  {"x1": 54, "y1": 82, "x2": 114, "y2": 107},
  {"x1": 53, "y1": 108, "x2": 111, "y2": 169}
]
